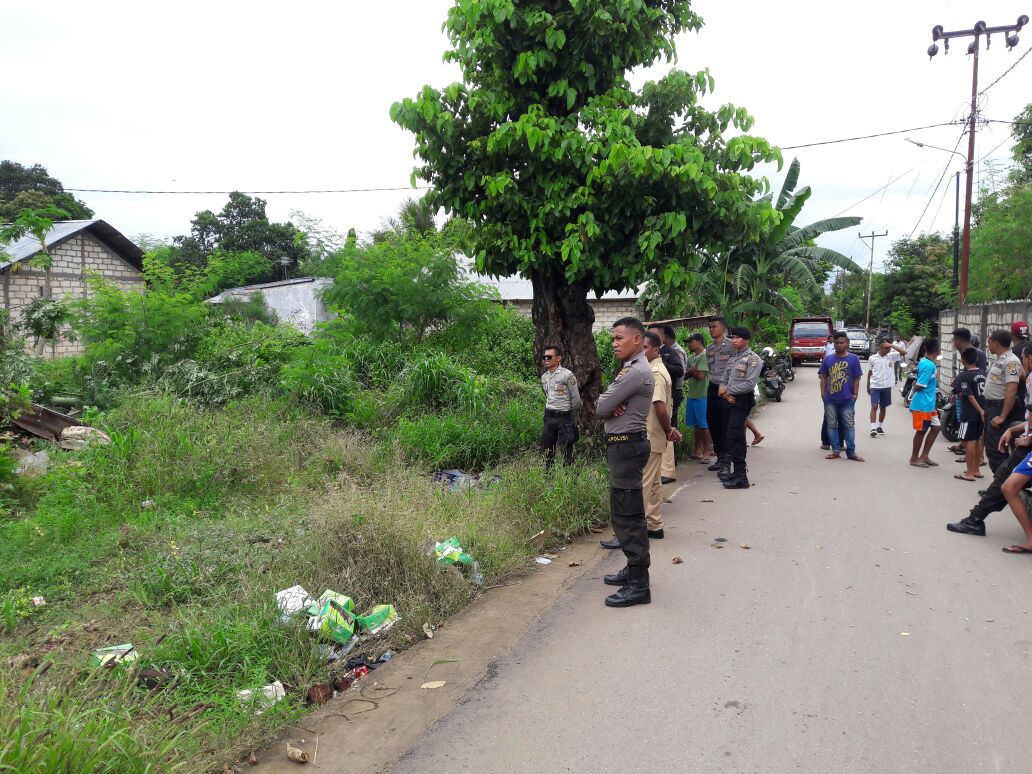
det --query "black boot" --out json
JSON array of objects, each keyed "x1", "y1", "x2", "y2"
[
  {"x1": 600, "y1": 536, "x2": 621, "y2": 549},
  {"x1": 604, "y1": 567, "x2": 651, "y2": 607},
  {"x1": 718, "y1": 468, "x2": 735, "y2": 481},
  {"x1": 722, "y1": 475, "x2": 750, "y2": 489},
  {"x1": 603, "y1": 566, "x2": 629, "y2": 586},
  {"x1": 707, "y1": 459, "x2": 724, "y2": 471}
]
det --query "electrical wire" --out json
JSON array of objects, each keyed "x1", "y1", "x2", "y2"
[
  {"x1": 832, "y1": 166, "x2": 923, "y2": 217},
  {"x1": 907, "y1": 128, "x2": 966, "y2": 238},
  {"x1": 979, "y1": 45, "x2": 1032, "y2": 95},
  {"x1": 779, "y1": 121, "x2": 959, "y2": 150},
  {"x1": 64, "y1": 185, "x2": 432, "y2": 195}
]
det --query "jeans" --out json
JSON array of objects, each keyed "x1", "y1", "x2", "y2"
[{"x1": 824, "y1": 400, "x2": 856, "y2": 457}]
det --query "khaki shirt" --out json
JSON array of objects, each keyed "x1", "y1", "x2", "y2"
[
  {"x1": 646, "y1": 358, "x2": 672, "y2": 452},
  {"x1": 985, "y1": 351, "x2": 1021, "y2": 401},
  {"x1": 706, "y1": 338, "x2": 733, "y2": 385},
  {"x1": 721, "y1": 347, "x2": 763, "y2": 394},
  {"x1": 597, "y1": 353, "x2": 654, "y2": 434},
  {"x1": 540, "y1": 366, "x2": 581, "y2": 412}
]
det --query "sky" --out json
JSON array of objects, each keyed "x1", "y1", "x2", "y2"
[{"x1": 2, "y1": 1, "x2": 1028, "y2": 273}]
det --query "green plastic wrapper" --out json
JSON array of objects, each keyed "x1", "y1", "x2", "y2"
[
  {"x1": 433, "y1": 536, "x2": 474, "y2": 567},
  {"x1": 90, "y1": 643, "x2": 137, "y2": 668},
  {"x1": 357, "y1": 604, "x2": 399, "y2": 635},
  {"x1": 307, "y1": 590, "x2": 356, "y2": 644}
]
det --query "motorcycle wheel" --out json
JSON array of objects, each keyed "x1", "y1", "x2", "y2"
[
  {"x1": 785, "y1": 369, "x2": 794, "y2": 382},
  {"x1": 774, "y1": 391, "x2": 782, "y2": 402}
]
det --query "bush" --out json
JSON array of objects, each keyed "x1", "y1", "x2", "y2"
[
  {"x1": 428, "y1": 305, "x2": 536, "y2": 381},
  {"x1": 396, "y1": 396, "x2": 540, "y2": 469},
  {"x1": 278, "y1": 341, "x2": 356, "y2": 417},
  {"x1": 396, "y1": 352, "x2": 487, "y2": 416}
]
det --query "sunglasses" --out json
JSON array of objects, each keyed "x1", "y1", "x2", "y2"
[{"x1": 542, "y1": 355, "x2": 554, "y2": 360}]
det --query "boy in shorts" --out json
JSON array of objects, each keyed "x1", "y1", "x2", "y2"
[
  {"x1": 909, "y1": 338, "x2": 940, "y2": 468},
  {"x1": 866, "y1": 338, "x2": 907, "y2": 437},
  {"x1": 953, "y1": 347, "x2": 987, "y2": 482}
]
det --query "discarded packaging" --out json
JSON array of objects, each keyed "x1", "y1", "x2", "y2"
[
  {"x1": 379, "y1": 650, "x2": 394, "y2": 663},
  {"x1": 307, "y1": 683, "x2": 333, "y2": 706},
  {"x1": 534, "y1": 556, "x2": 552, "y2": 565},
  {"x1": 30, "y1": 596, "x2": 46, "y2": 608},
  {"x1": 420, "y1": 680, "x2": 447, "y2": 689},
  {"x1": 276, "y1": 585, "x2": 315, "y2": 623},
  {"x1": 141, "y1": 499, "x2": 156, "y2": 509},
  {"x1": 285, "y1": 743, "x2": 309, "y2": 764},
  {"x1": 433, "y1": 537, "x2": 474, "y2": 567},
  {"x1": 58, "y1": 425, "x2": 112, "y2": 450},
  {"x1": 672, "y1": 556, "x2": 684, "y2": 565},
  {"x1": 358, "y1": 604, "x2": 399, "y2": 635},
  {"x1": 306, "y1": 591, "x2": 356, "y2": 644},
  {"x1": 90, "y1": 643, "x2": 137, "y2": 668},
  {"x1": 422, "y1": 623, "x2": 435, "y2": 639},
  {"x1": 237, "y1": 680, "x2": 286, "y2": 711},
  {"x1": 530, "y1": 528, "x2": 550, "y2": 551}
]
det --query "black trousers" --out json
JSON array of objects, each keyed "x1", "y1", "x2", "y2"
[
  {"x1": 707, "y1": 382, "x2": 728, "y2": 458},
  {"x1": 541, "y1": 410, "x2": 577, "y2": 467},
  {"x1": 984, "y1": 401, "x2": 1022, "y2": 473},
  {"x1": 671, "y1": 387, "x2": 684, "y2": 429},
  {"x1": 725, "y1": 392, "x2": 756, "y2": 475},
  {"x1": 970, "y1": 444, "x2": 1032, "y2": 522},
  {"x1": 607, "y1": 439, "x2": 651, "y2": 570}
]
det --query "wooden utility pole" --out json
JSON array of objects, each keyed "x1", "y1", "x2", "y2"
[
  {"x1": 860, "y1": 230, "x2": 887, "y2": 330},
  {"x1": 927, "y1": 14, "x2": 1029, "y2": 304}
]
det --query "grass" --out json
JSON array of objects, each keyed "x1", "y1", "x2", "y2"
[{"x1": 0, "y1": 392, "x2": 608, "y2": 771}]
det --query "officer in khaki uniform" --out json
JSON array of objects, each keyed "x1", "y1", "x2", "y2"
[
  {"x1": 595, "y1": 317, "x2": 660, "y2": 608},
  {"x1": 642, "y1": 331, "x2": 682, "y2": 537},
  {"x1": 984, "y1": 329, "x2": 1024, "y2": 473},
  {"x1": 718, "y1": 326, "x2": 764, "y2": 489}
]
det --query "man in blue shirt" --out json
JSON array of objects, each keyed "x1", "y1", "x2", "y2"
[
  {"x1": 818, "y1": 331, "x2": 865, "y2": 461},
  {"x1": 909, "y1": 338, "x2": 941, "y2": 468}
]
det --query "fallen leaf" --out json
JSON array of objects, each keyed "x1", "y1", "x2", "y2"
[
  {"x1": 739, "y1": 544, "x2": 751, "y2": 550},
  {"x1": 589, "y1": 527, "x2": 604, "y2": 534},
  {"x1": 422, "y1": 623, "x2": 434, "y2": 639},
  {"x1": 905, "y1": 591, "x2": 918, "y2": 596},
  {"x1": 542, "y1": 553, "x2": 559, "y2": 560},
  {"x1": 672, "y1": 556, "x2": 684, "y2": 564},
  {"x1": 420, "y1": 680, "x2": 447, "y2": 690},
  {"x1": 710, "y1": 544, "x2": 724, "y2": 549},
  {"x1": 248, "y1": 752, "x2": 259, "y2": 766},
  {"x1": 568, "y1": 560, "x2": 582, "y2": 567},
  {"x1": 985, "y1": 619, "x2": 995, "y2": 623},
  {"x1": 424, "y1": 658, "x2": 461, "y2": 679},
  {"x1": 663, "y1": 497, "x2": 672, "y2": 503}
]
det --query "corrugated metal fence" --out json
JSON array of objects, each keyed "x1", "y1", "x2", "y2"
[{"x1": 938, "y1": 300, "x2": 1032, "y2": 389}]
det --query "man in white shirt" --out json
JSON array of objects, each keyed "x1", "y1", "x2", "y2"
[
  {"x1": 892, "y1": 335, "x2": 907, "y2": 382},
  {"x1": 866, "y1": 338, "x2": 908, "y2": 437}
]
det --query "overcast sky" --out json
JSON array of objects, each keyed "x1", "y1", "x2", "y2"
[{"x1": 2, "y1": 1, "x2": 1028, "y2": 272}]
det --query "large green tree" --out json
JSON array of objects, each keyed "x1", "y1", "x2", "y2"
[
  {"x1": 391, "y1": 0, "x2": 779, "y2": 418},
  {"x1": 173, "y1": 192, "x2": 307, "y2": 275},
  {"x1": 873, "y1": 234, "x2": 954, "y2": 330},
  {"x1": 969, "y1": 186, "x2": 1032, "y2": 302},
  {"x1": 0, "y1": 161, "x2": 93, "y2": 222}
]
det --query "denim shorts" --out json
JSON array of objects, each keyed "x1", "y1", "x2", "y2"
[
  {"x1": 683, "y1": 397, "x2": 708, "y2": 429},
  {"x1": 870, "y1": 387, "x2": 892, "y2": 407}
]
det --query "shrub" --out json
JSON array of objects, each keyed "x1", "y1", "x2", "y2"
[
  {"x1": 428, "y1": 305, "x2": 536, "y2": 381},
  {"x1": 278, "y1": 341, "x2": 356, "y2": 417},
  {"x1": 396, "y1": 352, "x2": 488, "y2": 416}
]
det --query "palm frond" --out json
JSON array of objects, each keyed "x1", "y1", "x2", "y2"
[
  {"x1": 776, "y1": 216, "x2": 861, "y2": 252},
  {"x1": 776, "y1": 158, "x2": 801, "y2": 210},
  {"x1": 782, "y1": 245, "x2": 863, "y2": 272},
  {"x1": 768, "y1": 186, "x2": 812, "y2": 245}
]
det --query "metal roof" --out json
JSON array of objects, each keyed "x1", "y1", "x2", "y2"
[
  {"x1": 0, "y1": 219, "x2": 144, "y2": 272},
  {"x1": 206, "y1": 276, "x2": 332, "y2": 303},
  {"x1": 458, "y1": 256, "x2": 639, "y2": 301}
]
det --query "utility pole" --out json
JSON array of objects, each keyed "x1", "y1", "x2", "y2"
[
  {"x1": 927, "y1": 14, "x2": 1029, "y2": 305},
  {"x1": 860, "y1": 230, "x2": 887, "y2": 330}
]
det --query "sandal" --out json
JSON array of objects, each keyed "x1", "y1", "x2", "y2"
[
  {"x1": 910, "y1": 461, "x2": 930, "y2": 468},
  {"x1": 954, "y1": 473, "x2": 976, "y2": 481},
  {"x1": 847, "y1": 455, "x2": 865, "y2": 462},
  {"x1": 1002, "y1": 545, "x2": 1032, "y2": 554},
  {"x1": 751, "y1": 434, "x2": 765, "y2": 446},
  {"x1": 922, "y1": 460, "x2": 939, "y2": 467}
]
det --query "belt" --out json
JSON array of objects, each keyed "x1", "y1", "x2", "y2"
[
  {"x1": 606, "y1": 431, "x2": 646, "y2": 444},
  {"x1": 545, "y1": 409, "x2": 571, "y2": 417}
]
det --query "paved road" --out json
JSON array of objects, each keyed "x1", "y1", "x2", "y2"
[{"x1": 394, "y1": 367, "x2": 1032, "y2": 773}]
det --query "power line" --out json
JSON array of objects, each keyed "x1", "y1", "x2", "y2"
[
  {"x1": 907, "y1": 128, "x2": 966, "y2": 239},
  {"x1": 832, "y1": 166, "x2": 922, "y2": 217},
  {"x1": 979, "y1": 45, "x2": 1032, "y2": 95},
  {"x1": 780, "y1": 121, "x2": 960, "y2": 150},
  {"x1": 65, "y1": 185, "x2": 432, "y2": 195}
]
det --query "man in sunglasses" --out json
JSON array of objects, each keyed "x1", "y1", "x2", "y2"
[{"x1": 539, "y1": 344, "x2": 582, "y2": 467}]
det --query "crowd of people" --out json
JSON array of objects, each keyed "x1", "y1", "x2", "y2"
[{"x1": 539, "y1": 315, "x2": 763, "y2": 608}]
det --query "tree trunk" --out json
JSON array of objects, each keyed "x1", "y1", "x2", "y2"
[{"x1": 531, "y1": 271, "x2": 602, "y2": 429}]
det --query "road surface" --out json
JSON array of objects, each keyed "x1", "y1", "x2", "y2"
[{"x1": 394, "y1": 367, "x2": 1032, "y2": 773}]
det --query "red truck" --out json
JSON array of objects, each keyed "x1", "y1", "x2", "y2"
[{"x1": 789, "y1": 317, "x2": 833, "y2": 365}]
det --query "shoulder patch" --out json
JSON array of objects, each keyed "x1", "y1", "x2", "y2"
[
  {"x1": 616, "y1": 368, "x2": 628, "y2": 379},
  {"x1": 1008, "y1": 363, "x2": 1019, "y2": 375}
]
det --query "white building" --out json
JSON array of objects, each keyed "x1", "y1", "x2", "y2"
[{"x1": 207, "y1": 276, "x2": 334, "y2": 334}]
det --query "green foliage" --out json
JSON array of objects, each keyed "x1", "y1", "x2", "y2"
[
  {"x1": 0, "y1": 160, "x2": 93, "y2": 221},
  {"x1": 427, "y1": 305, "x2": 536, "y2": 381},
  {"x1": 278, "y1": 341, "x2": 356, "y2": 416},
  {"x1": 18, "y1": 296, "x2": 72, "y2": 347},
  {"x1": 171, "y1": 191, "x2": 307, "y2": 274},
  {"x1": 969, "y1": 186, "x2": 1032, "y2": 302},
  {"x1": 887, "y1": 302, "x2": 916, "y2": 339},
  {"x1": 323, "y1": 231, "x2": 496, "y2": 340},
  {"x1": 396, "y1": 352, "x2": 488, "y2": 416},
  {"x1": 1008, "y1": 103, "x2": 1032, "y2": 187},
  {"x1": 872, "y1": 234, "x2": 954, "y2": 329},
  {"x1": 396, "y1": 398, "x2": 540, "y2": 470}
]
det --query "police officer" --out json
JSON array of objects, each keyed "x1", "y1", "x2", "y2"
[
  {"x1": 595, "y1": 317, "x2": 658, "y2": 608},
  {"x1": 648, "y1": 323, "x2": 687, "y2": 484},
  {"x1": 705, "y1": 316, "x2": 733, "y2": 474},
  {"x1": 539, "y1": 344, "x2": 582, "y2": 467},
  {"x1": 718, "y1": 326, "x2": 764, "y2": 490}
]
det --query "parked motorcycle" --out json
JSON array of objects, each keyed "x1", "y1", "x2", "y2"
[
  {"x1": 938, "y1": 392, "x2": 960, "y2": 442},
  {"x1": 760, "y1": 348, "x2": 785, "y2": 401},
  {"x1": 775, "y1": 350, "x2": 795, "y2": 382},
  {"x1": 901, "y1": 370, "x2": 917, "y2": 408}
]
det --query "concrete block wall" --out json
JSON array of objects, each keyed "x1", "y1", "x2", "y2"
[
  {"x1": 1, "y1": 231, "x2": 144, "y2": 357},
  {"x1": 938, "y1": 300, "x2": 1032, "y2": 389}
]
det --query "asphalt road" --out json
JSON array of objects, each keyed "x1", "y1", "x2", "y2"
[{"x1": 394, "y1": 366, "x2": 1032, "y2": 773}]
